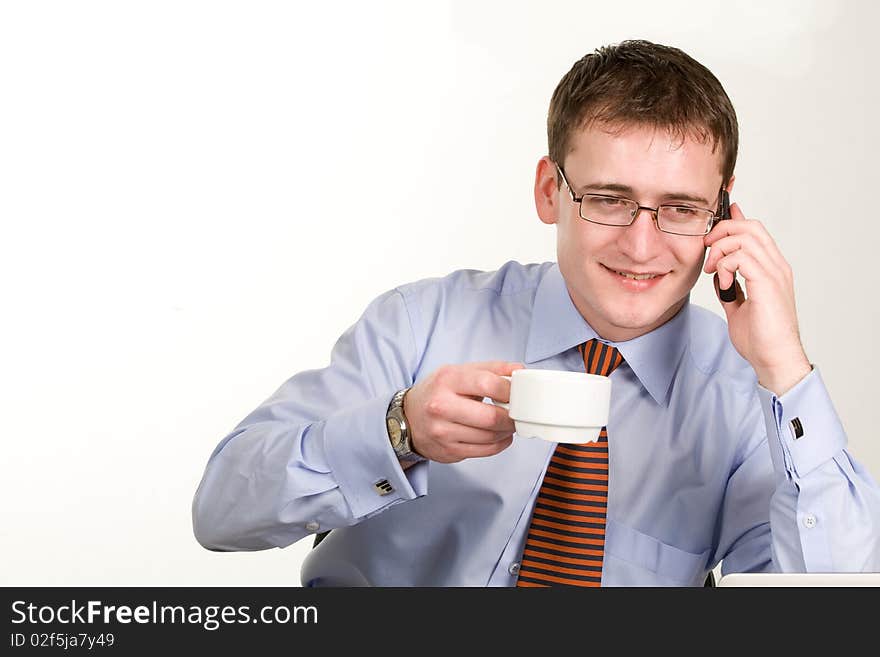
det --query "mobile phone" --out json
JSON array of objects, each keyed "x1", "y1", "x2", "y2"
[{"x1": 717, "y1": 189, "x2": 737, "y2": 302}]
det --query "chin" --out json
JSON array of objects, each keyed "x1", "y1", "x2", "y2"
[
  {"x1": 595, "y1": 292, "x2": 685, "y2": 339},
  {"x1": 606, "y1": 308, "x2": 663, "y2": 332}
]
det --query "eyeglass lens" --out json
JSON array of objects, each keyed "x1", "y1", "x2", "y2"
[{"x1": 580, "y1": 196, "x2": 713, "y2": 235}]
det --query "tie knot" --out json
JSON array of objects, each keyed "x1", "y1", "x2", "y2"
[{"x1": 579, "y1": 339, "x2": 624, "y2": 376}]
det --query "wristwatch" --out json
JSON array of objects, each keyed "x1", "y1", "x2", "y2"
[{"x1": 386, "y1": 388, "x2": 424, "y2": 463}]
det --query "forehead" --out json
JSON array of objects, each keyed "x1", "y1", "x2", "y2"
[{"x1": 564, "y1": 123, "x2": 724, "y2": 193}]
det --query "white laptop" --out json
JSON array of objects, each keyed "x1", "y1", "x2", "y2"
[{"x1": 717, "y1": 572, "x2": 880, "y2": 587}]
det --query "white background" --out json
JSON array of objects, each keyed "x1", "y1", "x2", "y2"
[{"x1": 1, "y1": 0, "x2": 877, "y2": 586}]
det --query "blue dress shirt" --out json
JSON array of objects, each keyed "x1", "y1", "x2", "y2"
[{"x1": 192, "y1": 261, "x2": 880, "y2": 585}]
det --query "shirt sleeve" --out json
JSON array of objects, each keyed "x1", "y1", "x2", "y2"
[
  {"x1": 191, "y1": 288, "x2": 429, "y2": 551},
  {"x1": 717, "y1": 366, "x2": 880, "y2": 574}
]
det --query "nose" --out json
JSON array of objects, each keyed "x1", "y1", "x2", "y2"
[
  {"x1": 616, "y1": 206, "x2": 663, "y2": 260},
  {"x1": 630, "y1": 204, "x2": 662, "y2": 225}
]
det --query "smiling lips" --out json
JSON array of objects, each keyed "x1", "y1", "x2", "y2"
[
  {"x1": 601, "y1": 263, "x2": 668, "y2": 288},
  {"x1": 602, "y1": 263, "x2": 667, "y2": 279}
]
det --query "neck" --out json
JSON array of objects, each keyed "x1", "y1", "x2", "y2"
[{"x1": 570, "y1": 292, "x2": 690, "y2": 343}]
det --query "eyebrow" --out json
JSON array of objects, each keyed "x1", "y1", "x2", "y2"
[{"x1": 580, "y1": 182, "x2": 711, "y2": 207}]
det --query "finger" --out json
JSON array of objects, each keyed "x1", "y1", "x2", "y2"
[
  {"x1": 450, "y1": 366, "x2": 520, "y2": 402},
  {"x1": 714, "y1": 249, "x2": 767, "y2": 290},
  {"x1": 703, "y1": 233, "x2": 774, "y2": 275},
  {"x1": 704, "y1": 220, "x2": 789, "y2": 275},
  {"x1": 711, "y1": 237, "x2": 790, "y2": 290},
  {"x1": 704, "y1": 203, "x2": 745, "y2": 246},
  {"x1": 468, "y1": 360, "x2": 527, "y2": 375},
  {"x1": 434, "y1": 420, "x2": 513, "y2": 446},
  {"x1": 450, "y1": 436, "x2": 514, "y2": 460},
  {"x1": 705, "y1": 210, "x2": 775, "y2": 252},
  {"x1": 714, "y1": 272, "x2": 745, "y2": 307},
  {"x1": 427, "y1": 394, "x2": 516, "y2": 432}
]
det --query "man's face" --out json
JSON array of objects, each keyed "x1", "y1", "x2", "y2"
[{"x1": 537, "y1": 123, "x2": 726, "y2": 342}]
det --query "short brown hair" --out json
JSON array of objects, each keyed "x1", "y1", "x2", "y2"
[{"x1": 548, "y1": 40, "x2": 738, "y2": 186}]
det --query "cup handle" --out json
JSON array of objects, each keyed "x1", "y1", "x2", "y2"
[{"x1": 490, "y1": 375, "x2": 511, "y2": 410}]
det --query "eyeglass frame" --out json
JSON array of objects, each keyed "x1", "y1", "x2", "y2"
[{"x1": 554, "y1": 163, "x2": 723, "y2": 236}]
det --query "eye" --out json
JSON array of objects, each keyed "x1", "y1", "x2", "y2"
[
  {"x1": 596, "y1": 197, "x2": 625, "y2": 207},
  {"x1": 669, "y1": 206, "x2": 698, "y2": 217}
]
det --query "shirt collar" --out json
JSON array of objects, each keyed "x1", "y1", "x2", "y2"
[{"x1": 524, "y1": 263, "x2": 691, "y2": 406}]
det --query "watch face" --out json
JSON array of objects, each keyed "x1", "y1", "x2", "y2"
[{"x1": 386, "y1": 417, "x2": 402, "y2": 447}]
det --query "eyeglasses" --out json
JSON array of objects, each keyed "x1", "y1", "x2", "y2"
[{"x1": 555, "y1": 163, "x2": 721, "y2": 236}]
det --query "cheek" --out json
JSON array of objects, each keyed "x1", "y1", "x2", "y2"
[
  {"x1": 557, "y1": 220, "x2": 588, "y2": 261},
  {"x1": 669, "y1": 240, "x2": 706, "y2": 267},
  {"x1": 676, "y1": 247, "x2": 707, "y2": 283},
  {"x1": 559, "y1": 222, "x2": 611, "y2": 259}
]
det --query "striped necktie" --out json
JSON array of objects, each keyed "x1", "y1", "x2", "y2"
[{"x1": 516, "y1": 338, "x2": 624, "y2": 587}]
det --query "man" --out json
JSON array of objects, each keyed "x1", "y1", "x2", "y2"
[{"x1": 192, "y1": 40, "x2": 880, "y2": 586}]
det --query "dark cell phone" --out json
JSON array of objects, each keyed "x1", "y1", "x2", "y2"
[{"x1": 718, "y1": 189, "x2": 737, "y2": 302}]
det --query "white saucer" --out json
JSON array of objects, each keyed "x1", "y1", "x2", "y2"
[{"x1": 514, "y1": 420, "x2": 602, "y2": 444}]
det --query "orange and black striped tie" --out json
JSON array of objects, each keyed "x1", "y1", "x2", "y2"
[{"x1": 516, "y1": 338, "x2": 624, "y2": 587}]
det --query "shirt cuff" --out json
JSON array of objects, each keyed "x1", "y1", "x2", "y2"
[
  {"x1": 757, "y1": 366, "x2": 847, "y2": 479},
  {"x1": 322, "y1": 393, "x2": 427, "y2": 519}
]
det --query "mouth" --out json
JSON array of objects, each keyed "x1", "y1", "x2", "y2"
[{"x1": 600, "y1": 263, "x2": 669, "y2": 289}]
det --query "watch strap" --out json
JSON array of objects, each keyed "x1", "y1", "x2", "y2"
[{"x1": 387, "y1": 387, "x2": 423, "y2": 463}]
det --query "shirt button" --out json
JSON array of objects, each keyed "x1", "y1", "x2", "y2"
[
  {"x1": 803, "y1": 514, "x2": 817, "y2": 529},
  {"x1": 508, "y1": 562, "x2": 520, "y2": 575},
  {"x1": 305, "y1": 521, "x2": 320, "y2": 532}
]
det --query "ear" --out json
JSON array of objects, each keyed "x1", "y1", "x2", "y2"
[
  {"x1": 534, "y1": 156, "x2": 561, "y2": 225},
  {"x1": 724, "y1": 173, "x2": 735, "y2": 194}
]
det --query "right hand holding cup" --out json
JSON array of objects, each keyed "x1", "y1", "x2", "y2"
[{"x1": 404, "y1": 361, "x2": 525, "y2": 463}]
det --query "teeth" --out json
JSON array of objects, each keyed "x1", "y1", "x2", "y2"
[{"x1": 614, "y1": 270, "x2": 659, "y2": 280}]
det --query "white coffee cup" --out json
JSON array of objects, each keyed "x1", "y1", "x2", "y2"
[{"x1": 491, "y1": 369, "x2": 611, "y2": 443}]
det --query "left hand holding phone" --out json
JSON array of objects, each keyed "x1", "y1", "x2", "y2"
[{"x1": 702, "y1": 202, "x2": 812, "y2": 396}]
